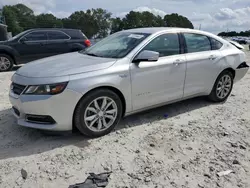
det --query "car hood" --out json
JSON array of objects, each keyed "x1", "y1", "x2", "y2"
[{"x1": 16, "y1": 52, "x2": 117, "y2": 78}]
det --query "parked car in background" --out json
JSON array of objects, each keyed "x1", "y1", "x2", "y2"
[
  {"x1": 226, "y1": 40, "x2": 245, "y2": 50},
  {"x1": 0, "y1": 28, "x2": 91, "y2": 72},
  {"x1": 9, "y1": 27, "x2": 249, "y2": 137}
]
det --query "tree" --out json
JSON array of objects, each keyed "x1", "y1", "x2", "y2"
[
  {"x1": 164, "y1": 13, "x2": 194, "y2": 29},
  {"x1": 91, "y1": 8, "x2": 112, "y2": 38},
  {"x1": 36, "y1": 14, "x2": 63, "y2": 28},
  {"x1": 2, "y1": 6, "x2": 23, "y2": 35},
  {"x1": 117, "y1": 11, "x2": 165, "y2": 32},
  {"x1": 122, "y1": 11, "x2": 143, "y2": 29},
  {"x1": 13, "y1": 4, "x2": 36, "y2": 30},
  {"x1": 218, "y1": 30, "x2": 250, "y2": 37},
  {"x1": 3, "y1": 3, "x2": 195, "y2": 38},
  {"x1": 65, "y1": 9, "x2": 112, "y2": 38},
  {"x1": 110, "y1": 17, "x2": 124, "y2": 34},
  {"x1": 66, "y1": 11, "x2": 98, "y2": 38}
]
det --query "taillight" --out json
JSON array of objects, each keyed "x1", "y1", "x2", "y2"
[{"x1": 84, "y1": 39, "x2": 91, "y2": 47}]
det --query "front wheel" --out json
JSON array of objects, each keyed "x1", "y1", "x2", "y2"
[
  {"x1": 0, "y1": 54, "x2": 14, "y2": 72},
  {"x1": 74, "y1": 89, "x2": 123, "y2": 137},
  {"x1": 208, "y1": 71, "x2": 234, "y2": 102}
]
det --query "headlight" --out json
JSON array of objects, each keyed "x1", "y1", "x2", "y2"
[{"x1": 24, "y1": 82, "x2": 68, "y2": 95}]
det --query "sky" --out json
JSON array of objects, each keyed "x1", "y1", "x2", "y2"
[{"x1": 1, "y1": 0, "x2": 250, "y2": 34}]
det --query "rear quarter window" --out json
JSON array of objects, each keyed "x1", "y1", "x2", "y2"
[
  {"x1": 48, "y1": 31, "x2": 70, "y2": 40},
  {"x1": 210, "y1": 37, "x2": 223, "y2": 50},
  {"x1": 80, "y1": 31, "x2": 88, "y2": 39}
]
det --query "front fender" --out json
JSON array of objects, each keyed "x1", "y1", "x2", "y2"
[
  {"x1": 68, "y1": 67, "x2": 132, "y2": 113},
  {"x1": 0, "y1": 45, "x2": 20, "y2": 63}
]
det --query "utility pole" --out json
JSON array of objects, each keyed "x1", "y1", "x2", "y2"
[{"x1": 199, "y1": 24, "x2": 201, "y2": 30}]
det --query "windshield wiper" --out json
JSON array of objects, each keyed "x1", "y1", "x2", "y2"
[{"x1": 85, "y1": 52, "x2": 100, "y2": 57}]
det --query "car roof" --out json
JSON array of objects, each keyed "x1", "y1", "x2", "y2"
[
  {"x1": 121, "y1": 27, "x2": 213, "y2": 36},
  {"x1": 25, "y1": 28, "x2": 80, "y2": 32}
]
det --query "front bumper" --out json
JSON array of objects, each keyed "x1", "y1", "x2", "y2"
[{"x1": 9, "y1": 88, "x2": 82, "y2": 131}]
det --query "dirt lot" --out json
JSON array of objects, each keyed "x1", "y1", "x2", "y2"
[{"x1": 0, "y1": 50, "x2": 250, "y2": 188}]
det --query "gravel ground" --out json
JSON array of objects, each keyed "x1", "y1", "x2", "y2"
[{"x1": 0, "y1": 50, "x2": 249, "y2": 188}]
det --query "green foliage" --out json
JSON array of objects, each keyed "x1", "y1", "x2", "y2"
[
  {"x1": 122, "y1": 11, "x2": 165, "y2": 30},
  {"x1": 36, "y1": 14, "x2": 63, "y2": 28},
  {"x1": 3, "y1": 3, "x2": 194, "y2": 38},
  {"x1": 218, "y1": 31, "x2": 250, "y2": 37},
  {"x1": 65, "y1": 9, "x2": 111, "y2": 38},
  {"x1": 164, "y1": 13, "x2": 194, "y2": 29},
  {"x1": 110, "y1": 17, "x2": 124, "y2": 34},
  {"x1": 111, "y1": 11, "x2": 193, "y2": 34}
]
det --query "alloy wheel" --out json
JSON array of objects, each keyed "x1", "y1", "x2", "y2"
[
  {"x1": 84, "y1": 96, "x2": 118, "y2": 132},
  {"x1": 0, "y1": 57, "x2": 11, "y2": 71},
  {"x1": 216, "y1": 75, "x2": 232, "y2": 99}
]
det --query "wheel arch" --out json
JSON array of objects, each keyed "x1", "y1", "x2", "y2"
[
  {"x1": 208, "y1": 67, "x2": 235, "y2": 94},
  {"x1": 0, "y1": 49, "x2": 16, "y2": 64},
  {"x1": 222, "y1": 67, "x2": 235, "y2": 79},
  {"x1": 72, "y1": 85, "x2": 127, "y2": 132}
]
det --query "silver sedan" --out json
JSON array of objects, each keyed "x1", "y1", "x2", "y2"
[{"x1": 9, "y1": 27, "x2": 249, "y2": 137}]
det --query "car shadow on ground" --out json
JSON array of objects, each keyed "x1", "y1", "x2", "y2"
[
  {"x1": 0, "y1": 109, "x2": 89, "y2": 160},
  {"x1": 118, "y1": 96, "x2": 214, "y2": 129},
  {"x1": 0, "y1": 97, "x2": 214, "y2": 160}
]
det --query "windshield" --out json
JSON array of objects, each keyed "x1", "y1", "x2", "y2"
[
  {"x1": 8, "y1": 31, "x2": 28, "y2": 41},
  {"x1": 82, "y1": 32, "x2": 150, "y2": 58}
]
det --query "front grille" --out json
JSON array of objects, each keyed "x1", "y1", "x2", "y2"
[
  {"x1": 12, "y1": 83, "x2": 26, "y2": 95},
  {"x1": 25, "y1": 114, "x2": 56, "y2": 125}
]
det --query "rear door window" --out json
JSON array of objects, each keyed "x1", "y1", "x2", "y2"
[
  {"x1": 47, "y1": 31, "x2": 70, "y2": 40},
  {"x1": 183, "y1": 33, "x2": 211, "y2": 53}
]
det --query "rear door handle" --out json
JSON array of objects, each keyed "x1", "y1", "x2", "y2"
[
  {"x1": 173, "y1": 59, "x2": 184, "y2": 66},
  {"x1": 209, "y1": 55, "x2": 217, "y2": 60}
]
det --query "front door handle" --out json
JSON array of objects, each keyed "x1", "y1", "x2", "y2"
[
  {"x1": 173, "y1": 59, "x2": 184, "y2": 66},
  {"x1": 209, "y1": 55, "x2": 217, "y2": 60}
]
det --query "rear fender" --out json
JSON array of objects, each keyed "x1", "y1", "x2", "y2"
[{"x1": 69, "y1": 43, "x2": 86, "y2": 52}]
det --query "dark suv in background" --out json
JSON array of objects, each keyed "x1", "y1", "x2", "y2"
[{"x1": 0, "y1": 28, "x2": 91, "y2": 72}]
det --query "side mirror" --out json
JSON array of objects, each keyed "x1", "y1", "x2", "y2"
[
  {"x1": 19, "y1": 37, "x2": 27, "y2": 44},
  {"x1": 133, "y1": 50, "x2": 159, "y2": 63}
]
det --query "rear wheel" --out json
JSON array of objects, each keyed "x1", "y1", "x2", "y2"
[
  {"x1": 0, "y1": 54, "x2": 14, "y2": 72},
  {"x1": 74, "y1": 89, "x2": 123, "y2": 137},
  {"x1": 208, "y1": 71, "x2": 234, "y2": 102}
]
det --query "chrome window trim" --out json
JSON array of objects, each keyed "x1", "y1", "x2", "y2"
[
  {"x1": 18, "y1": 30, "x2": 71, "y2": 43},
  {"x1": 130, "y1": 31, "x2": 182, "y2": 61}
]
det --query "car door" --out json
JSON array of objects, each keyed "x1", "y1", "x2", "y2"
[
  {"x1": 130, "y1": 32, "x2": 187, "y2": 111},
  {"x1": 182, "y1": 33, "x2": 223, "y2": 97},
  {"x1": 46, "y1": 31, "x2": 71, "y2": 57},
  {"x1": 15, "y1": 31, "x2": 48, "y2": 63}
]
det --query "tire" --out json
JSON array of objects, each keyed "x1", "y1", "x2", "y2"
[
  {"x1": 0, "y1": 54, "x2": 14, "y2": 72},
  {"x1": 208, "y1": 70, "x2": 234, "y2": 102},
  {"x1": 74, "y1": 89, "x2": 123, "y2": 137}
]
